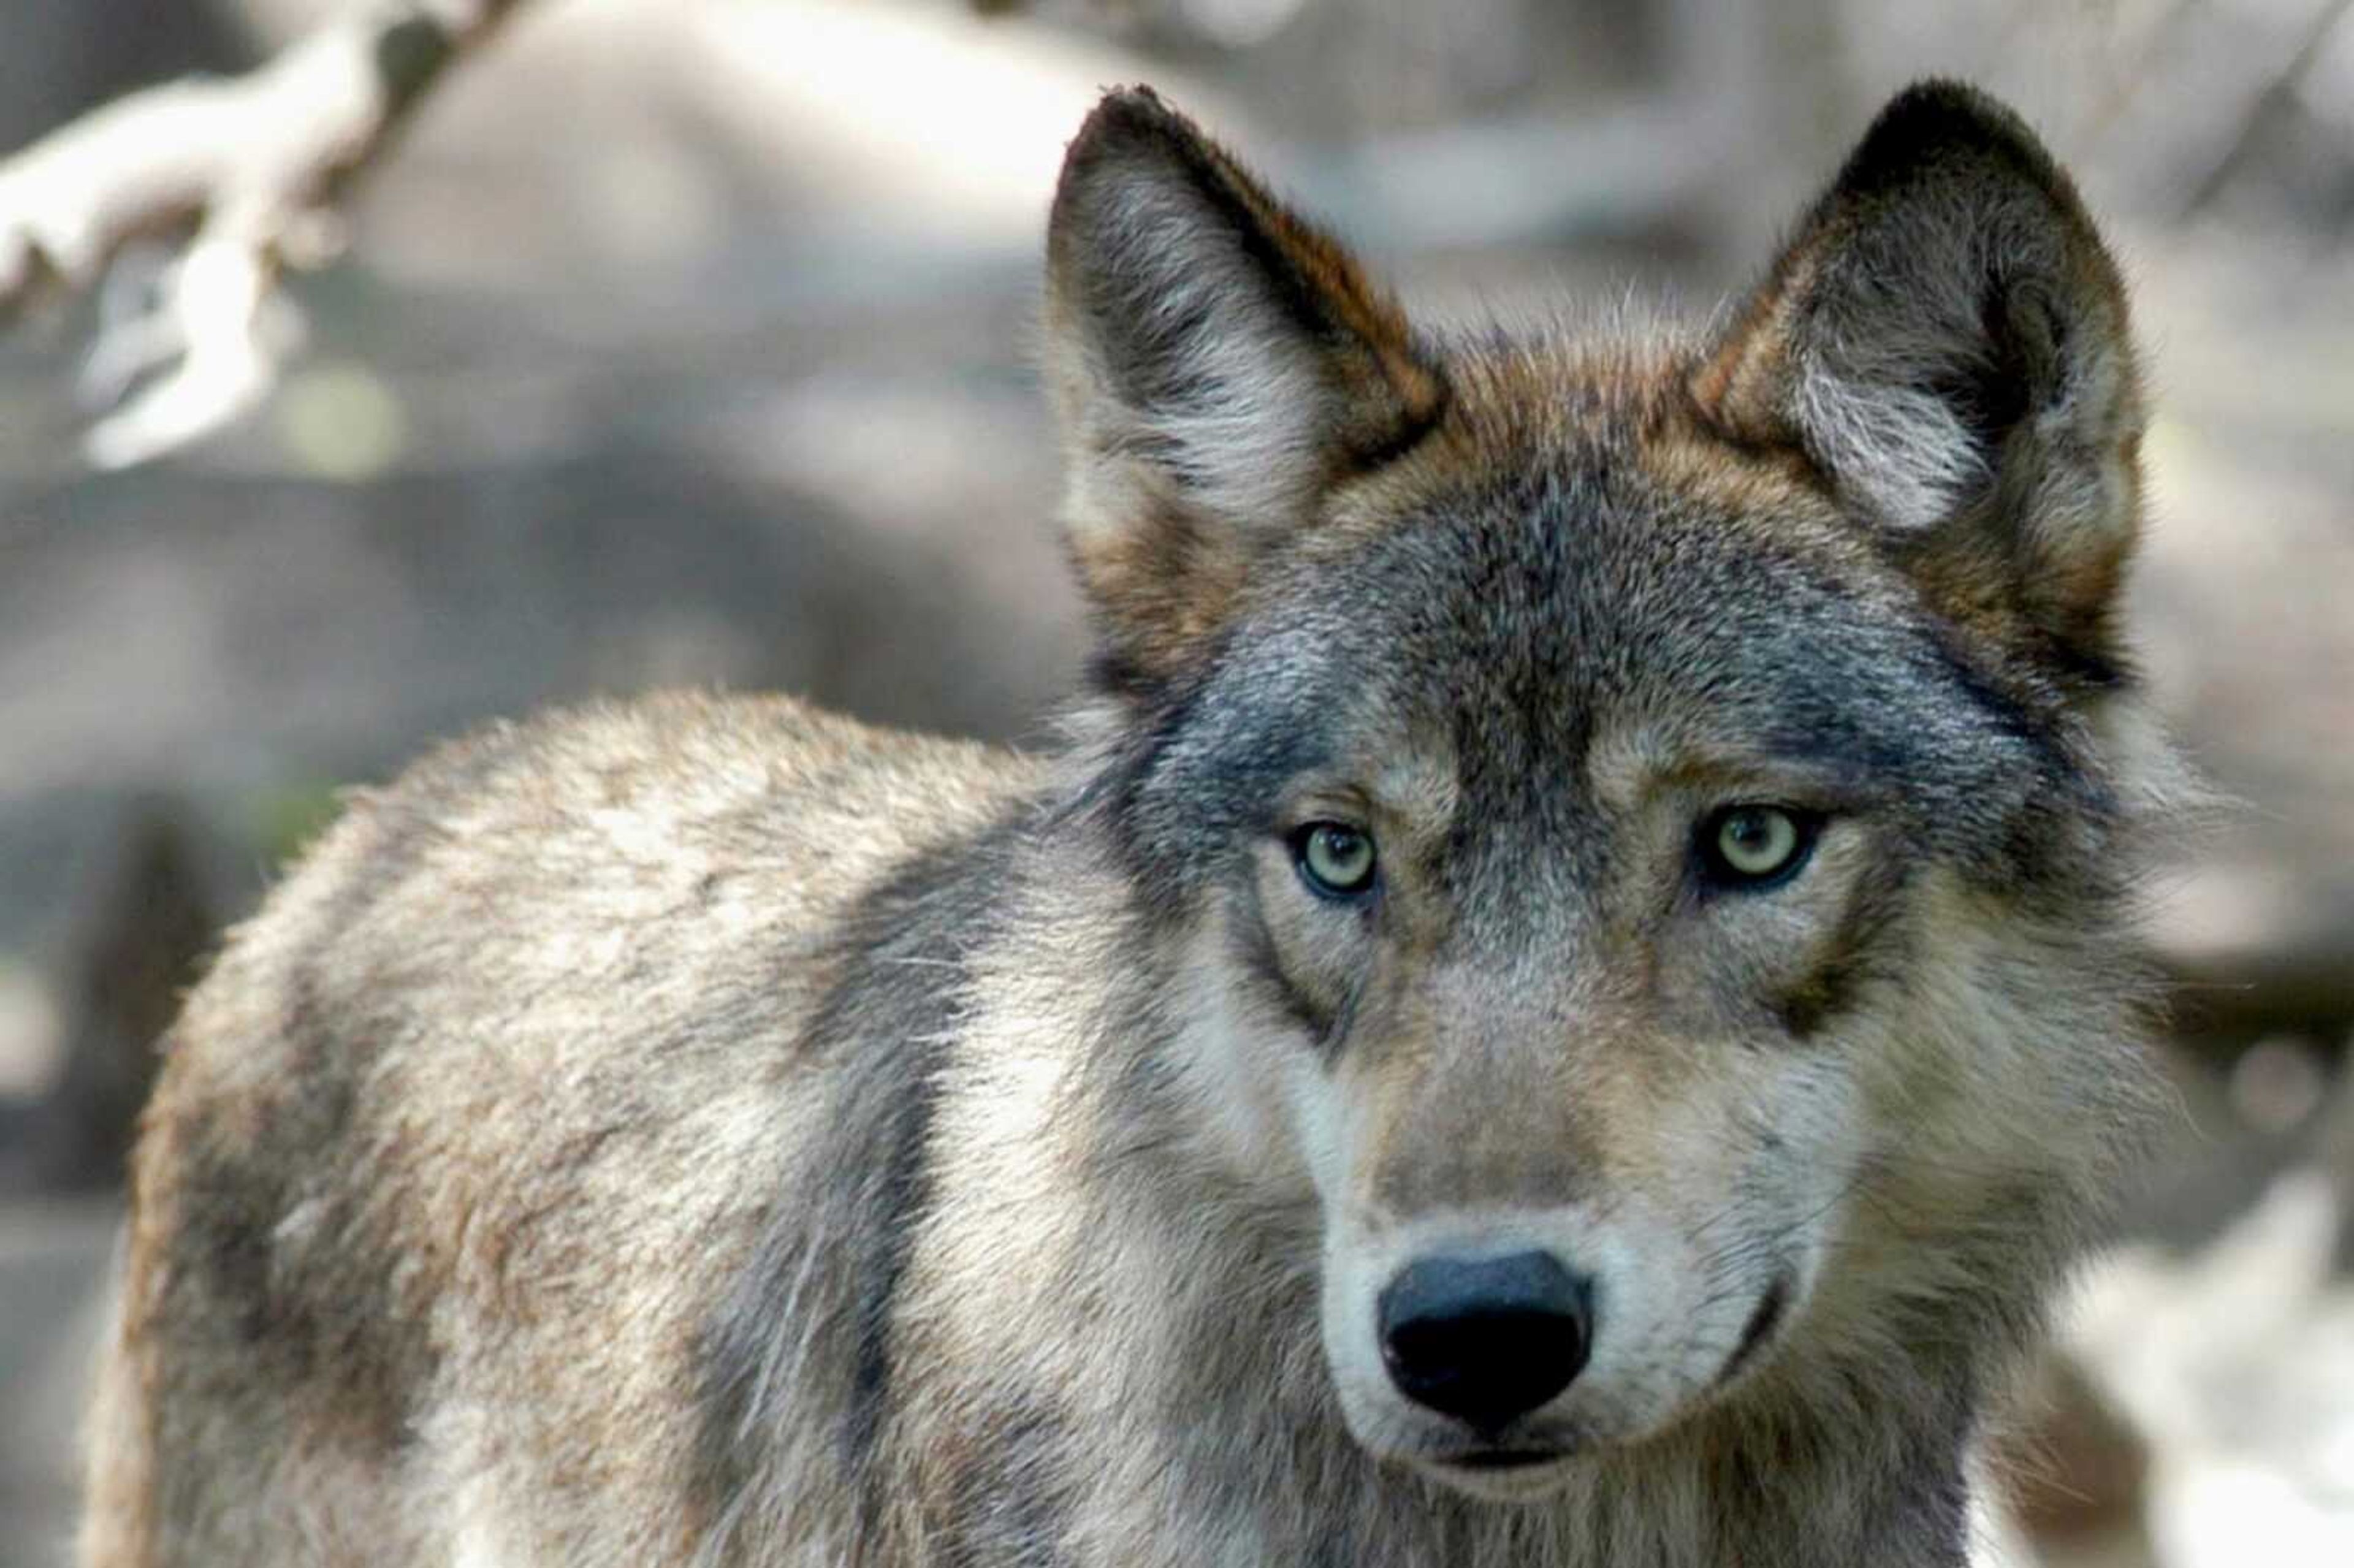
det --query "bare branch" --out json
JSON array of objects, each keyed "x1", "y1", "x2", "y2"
[
  {"x1": 2180, "y1": 0, "x2": 2354, "y2": 222},
  {"x1": 0, "y1": 0, "x2": 530, "y2": 467}
]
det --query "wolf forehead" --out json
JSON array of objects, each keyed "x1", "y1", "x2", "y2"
[{"x1": 1111, "y1": 346, "x2": 2095, "y2": 878}]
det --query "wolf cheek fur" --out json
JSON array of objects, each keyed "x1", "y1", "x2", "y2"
[{"x1": 85, "y1": 81, "x2": 2181, "y2": 1567}]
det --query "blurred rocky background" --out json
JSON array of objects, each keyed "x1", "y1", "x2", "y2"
[{"x1": 0, "y1": 1, "x2": 2348, "y2": 1564}]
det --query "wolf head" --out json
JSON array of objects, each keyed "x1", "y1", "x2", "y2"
[{"x1": 1043, "y1": 83, "x2": 2166, "y2": 1501}]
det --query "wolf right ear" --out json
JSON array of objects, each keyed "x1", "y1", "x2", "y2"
[
  {"x1": 1691, "y1": 82, "x2": 2145, "y2": 675},
  {"x1": 1045, "y1": 88, "x2": 1446, "y2": 687}
]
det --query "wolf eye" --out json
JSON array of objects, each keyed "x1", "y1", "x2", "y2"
[
  {"x1": 1699, "y1": 806, "x2": 1818, "y2": 890},
  {"x1": 1293, "y1": 822, "x2": 1377, "y2": 898}
]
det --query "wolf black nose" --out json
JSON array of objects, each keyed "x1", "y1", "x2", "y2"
[{"x1": 1377, "y1": 1250, "x2": 1592, "y2": 1433}]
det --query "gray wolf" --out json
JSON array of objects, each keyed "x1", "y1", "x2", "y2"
[{"x1": 81, "y1": 80, "x2": 2182, "y2": 1566}]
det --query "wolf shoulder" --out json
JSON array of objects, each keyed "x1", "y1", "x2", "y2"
[
  {"x1": 88, "y1": 693, "x2": 1035, "y2": 1567},
  {"x1": 166, "y1": 689, "x2": 1042, "y2": 1175}
]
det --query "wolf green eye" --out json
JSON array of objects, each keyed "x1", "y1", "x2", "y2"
[
  {"x1": 1295, "y1": 823, "x2": 1377, "y2": 898},
  {"x1": 1701, "y1": 806, "x2": 1818, "y2": 889}
]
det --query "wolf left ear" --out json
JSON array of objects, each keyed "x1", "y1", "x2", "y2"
[
  {"x1": 1691, "y1": 81, "x2": 2144, "y2": 674},
  {"x1": 1045, "y1": 88, "x2": 1446, "y2": 687}
]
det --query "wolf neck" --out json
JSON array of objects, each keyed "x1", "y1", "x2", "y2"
[{"x1": 886, "y1": 817, "x2": 1990, "y2": 1568}]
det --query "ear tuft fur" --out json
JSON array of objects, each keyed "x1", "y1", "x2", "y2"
[
  {"x1": 1045, "y1": 88, "x2": 1445, "y2": 686},
  {"x1": 1691, "y1": 80, "x2": 2145, "y2": 674}
]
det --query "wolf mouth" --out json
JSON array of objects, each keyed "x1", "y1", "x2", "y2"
[
  {"x1": 1447, "y1": 1449, "x2": 1569, "y2": 1472},
  {"x1": 1716, "y1": 1273, "x2": 1794, "y2": 1387}
]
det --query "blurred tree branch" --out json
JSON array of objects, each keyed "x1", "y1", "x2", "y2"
[
  {"x1": 0, "y1": 0, "x2": 530, "y2": 468},
  {"x1": 2180, "y1": 0, "x2": 2354, "y2": 222},
  {"x1": 0, "y1": 0, "x2": 1109, "y2": 470}
]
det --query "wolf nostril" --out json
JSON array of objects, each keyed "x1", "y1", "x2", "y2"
[{"x1": 1376, "y1": 1250, "x2": 1593, "y2": 1434}]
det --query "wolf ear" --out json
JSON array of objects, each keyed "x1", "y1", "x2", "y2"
[
  {"x1": 1690, "y1": 81, "x2": 2144, "y2": 672},
  {"x1": 1045, "y1": 88, "x2": 1446, "y2": 685}
]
